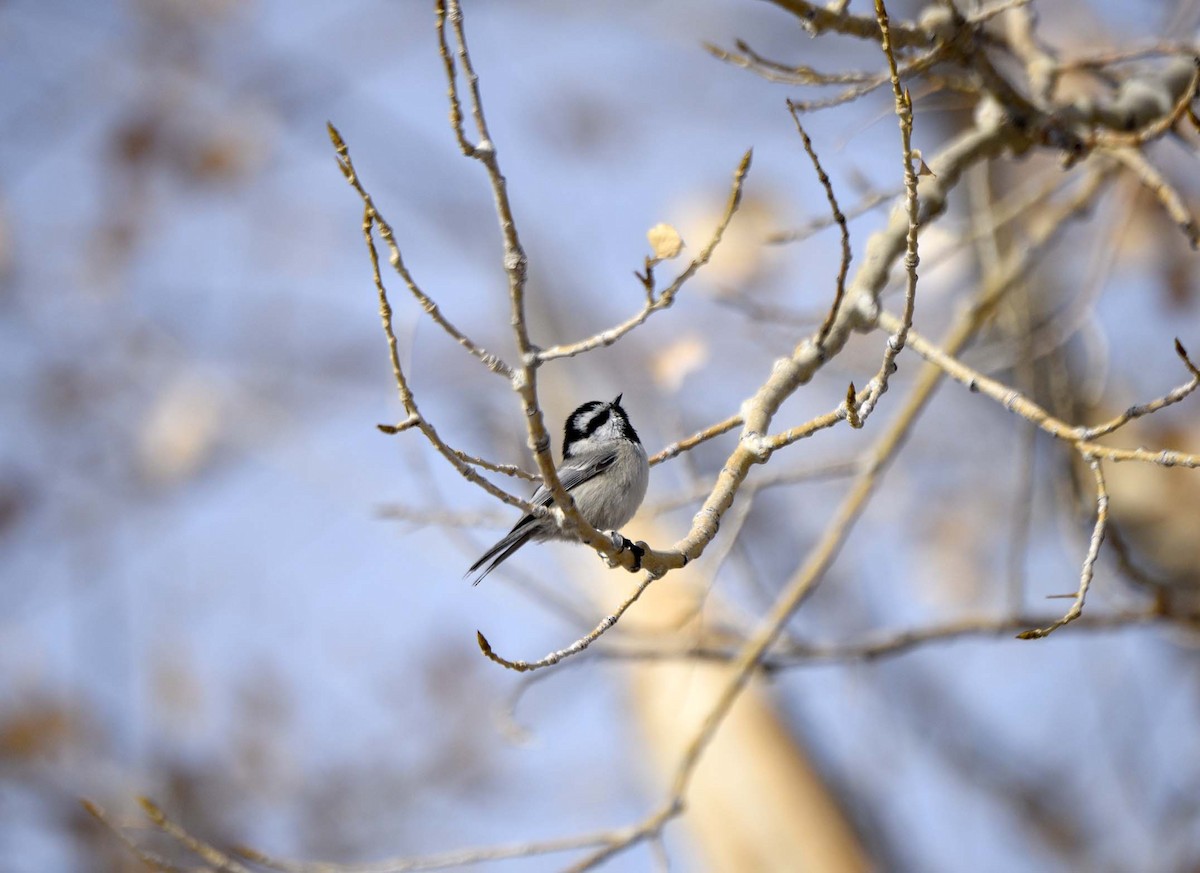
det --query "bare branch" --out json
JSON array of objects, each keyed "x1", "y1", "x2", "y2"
[
  {"x1": 852, "y1": 0, "x2": 921, "y2": 426},
  {"x1": 762, "y1": 0, "x2": 930, "y2": 50},
  {"x1": 138, "y1": 797, "x2": 254, "y2": 873},
  {"x1": 648, "y1": 413, "x2": 743, "y2": 466},
  {"x1": 81, "y1": 800, "x2": 189, "y2": 873},
  {"x1": 447, "y1": 449, "x2": 538, "y2": 481},
  {"x1": 235, "y1": 831, "x2": 616, "y2": 873},
  {"x1": 785, "y1": 102, "x2": 851, "y2": 352},
  {"x1": 351, "y1": 202, "x2": 538, "y2": 515},
  {"x1": 658, "y1": 150, "x2": 1116, "y2": 823},
  {"x1": 767, "y1": 188, "x2": 896, "y2": 246},
  {"x1": 763, "y1": 406, "x2": 846, "y2": 451},
  {"x1": 665, "y1": 119, "x2": 1019, "y2": 582},
  {"x1": 1059, "y1": 43, "x2": 1200, "y2": 71},
  {"x1": 435, "y1": 0, "x2": 673, "y2": 576},
  {"x1": 1107, "y1": 146, "x2": 1199, "y2": 248},
  {"x1": 785, "y1": 43, "x2": 948, "y2": 113},
  {"x1": 705, "y1": 38, "x2": 881, "y2": 86},
  {"x1": 647, "y1": 456, "x2": 862, "y2": 514},
  {"x1": 1080, "y1": 338, "x2": 1200, "y2": 439},
  {"x1": 877, "y1": 311, "x2": 1200, "y2": 469},
  {"x1": 595, "y1": 608, "x2": 1171, "y2": 670},
  {"x1": 326, "y1": 123, "x2": 512, "y2": 377},
  {"x1": 1018, "y1": 458, "x2": 1109, "y2": 639},
  {"x1": 476, "y1": 575, "x2": 657, "y2": 672},
  {"x1": 535, "y1": 150, "x2": 754, "y2": 363}
]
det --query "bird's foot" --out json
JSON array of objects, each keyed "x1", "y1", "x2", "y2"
[{"x1": 604, "y1": 530, "x2": 647, "y2": 571}]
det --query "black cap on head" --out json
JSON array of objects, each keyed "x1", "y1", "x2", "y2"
[{"x1": 561, "y1": 394, "x2": 641, "y2": 455}]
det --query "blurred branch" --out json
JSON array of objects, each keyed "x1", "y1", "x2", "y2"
[
  {"x1": 140, "y1": 797, "x2": 254, "y2": 873},
  {"x1": 1107, "y1": 146, "x2": 1199, "y2": 248},
  {"x1": 767, "y1": 187, "x2": 896, "y2": 245},
  {"x1": 377, "y1": 504, "x2": 508, "y2": 530},
  {"x1": 82, "y1": 800, "x2": 190, "y2": 873},
  {"x1": 761, "y1": 0, "x2": 928, "y2": 50},
  {"x1": 595, "y1": 608, "x2": 1177, "y2": 669},
  {"x1": 237, "y1": 832, "x2": 618, "y2": 873},
  {"x1": 1018, "y1": 458, "x2": 1109, "y2": 639}
]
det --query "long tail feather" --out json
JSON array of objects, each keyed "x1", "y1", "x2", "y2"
[{"x1": 466, "y1": 528, "x2": 534, "y2": 585}]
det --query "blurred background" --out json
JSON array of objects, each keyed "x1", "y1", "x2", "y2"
[{"x1": 2, "y1": 0, "x2": 1200, "y2": 870}]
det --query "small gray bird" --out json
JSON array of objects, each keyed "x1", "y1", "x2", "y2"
[{"x1": 466, "y1": 395, "x2": 649, "y2": 584}]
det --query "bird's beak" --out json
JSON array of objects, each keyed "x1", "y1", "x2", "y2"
[{"x1": 613, "y1": 393, "x2": 623, "y2": 406}]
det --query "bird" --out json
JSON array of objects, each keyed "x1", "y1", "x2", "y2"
[{"x1": 466, "y1": 395, "x2": 649, "y2": 584}]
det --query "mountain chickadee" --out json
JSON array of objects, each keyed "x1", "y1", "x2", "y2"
[{"x1": 466, "y1": 395, "x2": 649, "y2": 584}]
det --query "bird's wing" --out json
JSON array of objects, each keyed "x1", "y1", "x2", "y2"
[
  {"x1": 511, "y1": 448, "x2": 619, "y2": 529},
  {"x1": 539, "y1": 450, "x2": 618, "y2": 502}
]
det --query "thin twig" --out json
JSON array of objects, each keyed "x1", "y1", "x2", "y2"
[
  {"x1": 767, "y1": 188, "x2": 896, "y2": 245},
  {"x1": 763, "y1": 407, "x2": 846, "y2": 451},
  {"x1": 436, "y1": 0, "x2": 559, "y2": 511},
  {"x1": 785, "y1": 102, "x2": 851, "y2": 353},
  {"x1": 704, "y1": 39, "x2": 881, "y2": 87},
  {"x1": 235, "y1": 831, "x2": 618, "y2": 873},
  {"x1": 535, "y1": 151, "x2": 753, "y2": 363},
  {"x1": 138, "y1": 797, "x2": 255, "y2": 873},
  {"x1": 1106, "y1": 146, "x2": 1199, "y2": 248},
  {"x1": 648, "y1": 414, "x2": 743, "y2": 466},
  {"x1": 762, "y1": 0, "x2": 930, "y2": 50},
  {"x1": 436, "y1": 0, "x2": 682, "y2": 576},
  {"x1": 352, "y1": 201, "x2": 539, "y2": 516},
  {"x1": 1018, "y1": 458, "x2": 1109, "y2": 639},
  {"x1": 326, "y1": 124, "x2": 512, "y2": 378},
  {"x1": 653, "y1": 155, "x2": 1115, "y2": 850},
  {"x1": 448, "y1": 449, "x2": 538, "y2": 481},
  {"x1": 81, "y1": 800, "x2": 189, "y2": 873},
  {"x1": 476, "y1": 575, "x2": 657, "y2": 672},
  {"x1": 877, "y1": 311, "x2": 1200, "y2": 470},
  {"x1": 1080, "y1": 339, "x2": 1200, "y2": 439},
  {"x1": 786, "y1": 44, "x2": 948, "y2": 113},
  {"x1": 594, "y1": 607, "x2": 1169, "y2": 669},
  {"x1": 648, "y1": 456, "x2": 862, "y2": 514},
  {"x1": 853, "y1": 0, "x2": 921, "y2": 425}
]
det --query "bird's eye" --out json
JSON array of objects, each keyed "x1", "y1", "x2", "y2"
[{"x1": 584, "y1": 408, "x2": 611, "y2": 435}]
